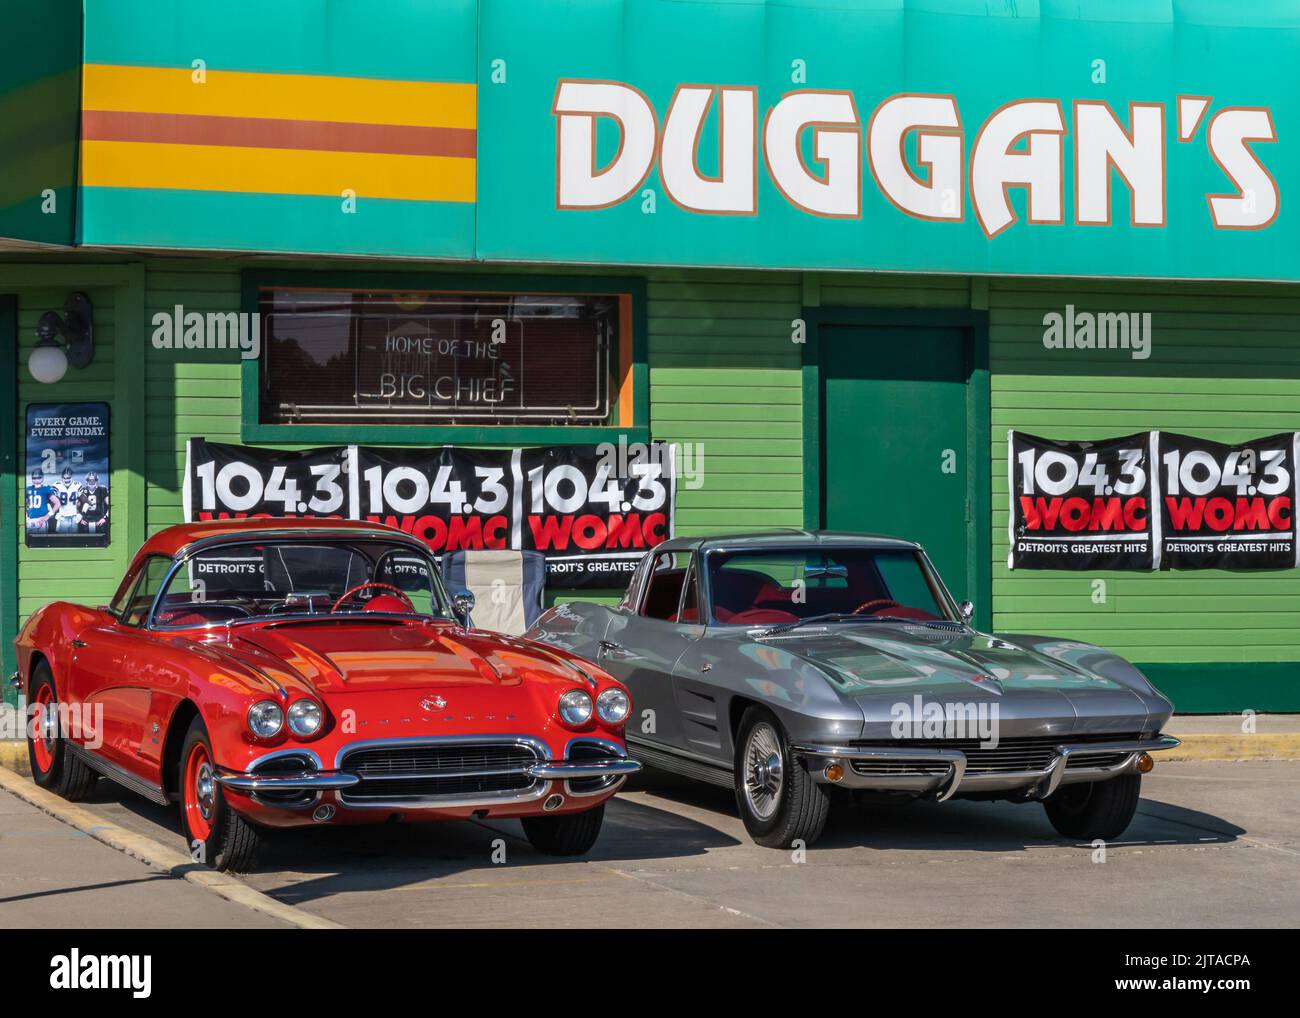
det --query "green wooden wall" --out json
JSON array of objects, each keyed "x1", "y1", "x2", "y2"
[
  {"x1": 984, "y1": 278, "x2": 1300, "y2": 712},
  {"x1": 14, "y1": 285, "x2": 120, "y2": 619},
  {"x1": 6, "y1": 255, "x2": 1300, "y2": 711}
]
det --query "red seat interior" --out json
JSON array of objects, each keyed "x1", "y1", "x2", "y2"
[{"x1": 363, "y1": 594, "x2": 414, "y2": 613}]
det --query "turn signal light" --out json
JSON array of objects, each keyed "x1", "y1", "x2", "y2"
[
  {"x1": 824, "y1": 762, "x2": 845, "y2": 783},
  {"x1": 1137, "y1": 752, "x2": 1154, "y2": 773}
]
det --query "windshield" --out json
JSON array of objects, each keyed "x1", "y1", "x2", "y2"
[
  {"x1": 151, "y1": 539, "x2": 454, "y2": 628},
  {"x1": 705, "y1": 547, "x2": 950, "y2": 626}
]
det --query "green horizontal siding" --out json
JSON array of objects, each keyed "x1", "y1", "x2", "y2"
[
  {"x1": 142, "y1": 262, "x2": 811, "y2": 564},
  {"x1": 990, "y1": 278, "x2": 1300, "y2": 679},
  {"x1": 16, "y1": 286, "x2": 121, "y2": 621},
  {"x1": 646, "y1": 270, "x2": 804, "y2": 536}
]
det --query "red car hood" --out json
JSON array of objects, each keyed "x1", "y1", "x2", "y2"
[{"x1": 212, "y1": 618, "x2": 577, "y2": 695}]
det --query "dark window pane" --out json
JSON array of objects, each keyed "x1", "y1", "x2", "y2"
[{"x1": 259, "y1": 289, "x2": 619, "y2": 426}]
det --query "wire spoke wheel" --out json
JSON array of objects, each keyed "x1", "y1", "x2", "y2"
[{"x1": 743, "y1": 722, "x2": 784, "y2": 820}]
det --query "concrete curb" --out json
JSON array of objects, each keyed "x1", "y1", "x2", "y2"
[
  {"x1": 0, "y1": 761, "x2": 343, "y2": 930},
  {"x1": 1159, "y1": 734, "x2": 1300, "y2": 762},
  {"x1": 0, "y1": 740, "x2": 28, "y2": 776}
]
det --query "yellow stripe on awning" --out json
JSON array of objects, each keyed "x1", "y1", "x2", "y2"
[
  {"x1": 81, "y1": 140, "x2": 476, "y2": 203},
  {"x1": 83, "y1": 64, "x2": 476, "y2": 130}
]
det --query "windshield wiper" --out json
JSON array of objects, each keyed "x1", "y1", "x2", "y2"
[{"x1": 754, "y1": 613, "x2": 914, "y2": 636}]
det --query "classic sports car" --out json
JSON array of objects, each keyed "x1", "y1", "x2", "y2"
[
  {"x1": 15, "y1": 519, "x2": 639, "y2": 870},
  {"x1": 527, "y1": 531, "x2": 1179, "y2": 849}
]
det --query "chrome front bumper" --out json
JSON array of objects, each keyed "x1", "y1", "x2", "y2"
[
  {"x1": 793, "y1": 735, "x2": 1181, "y2": 802},
  {"x1": 214, "y1": 754, "x2": 641, "y2": 804},
  {"x1": 215, "y1": 771, "x2": 360, "y2": 793},
  {"x1": 527, "y1": 759, "x2": 643, "y2": 779}
]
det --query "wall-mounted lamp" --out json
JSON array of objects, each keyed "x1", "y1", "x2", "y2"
[{"x1": 29, "y1": 292, "x2": 94, "y2": 385}]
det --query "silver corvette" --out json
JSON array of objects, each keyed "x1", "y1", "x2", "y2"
[{"x1": 527, "y1": 531, "x2": 1180, "y2": 848}]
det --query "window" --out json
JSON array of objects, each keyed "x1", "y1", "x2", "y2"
[
  {"x1": 707, "y1": 548, "x2": 947, "y2": 625},
  {"x1": 641, "y1": 551, "x2": 691, "y2": 621},
  {"x1": 257, "y1": 288, "x2": 630, "y2": 427},
  {"x1": 152, "y1": 540, "x2": 452, "y2": 628},
  {"x1": 678, "y1": 558, "x2": 700, "y2": 623},
  {"x1": 120, "y1": 557, "x2": 173, "y2": 627}
]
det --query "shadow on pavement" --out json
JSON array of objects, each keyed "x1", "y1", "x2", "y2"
[
  {"x1": 81, "y1": 765, "x2": 1246, "y2": 904},
  {"x1": 83, "y1": 771, "x2": 737, "y2": 905},
  {"x1": 629, "y1": 766, "x2": 1245, "y2": 853}
]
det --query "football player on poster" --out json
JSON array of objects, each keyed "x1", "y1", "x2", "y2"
[
  {"x1": 26, "y1": 469, "x2": 60, "y2": 535},
  {"x1": 54, "y1": 466, "x2": 82, "y2": 534},
  {"x1": 77, "y1": 471, "x2": 110, "y2": 536}
]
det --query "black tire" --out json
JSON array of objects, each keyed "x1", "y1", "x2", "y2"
[
  {"x1": 1043, "y1": 773, "x2": 1142, "y2": 840},
  {"x1": 521, "y1": 803, "x2": 606, "y2": 856},
  {"x1": 177, "y1": 718, "x2": 262, "y2": 872},
  {"x1": 26, "y1": 662, "x2": 98, "y2": 801},
  {"x1": 734, "y1": 706, "x2": 829, "y2": 849}
]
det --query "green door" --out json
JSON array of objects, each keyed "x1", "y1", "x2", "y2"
[{"x1": 819, "y1": 322, "x2": 974, "y2": 602}]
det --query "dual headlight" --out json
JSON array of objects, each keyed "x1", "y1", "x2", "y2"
[
  {"x1": 558, "y1": 687, "x2": 630, "y2": 726},
  {"x1": 247, "y1": 699, "x2": 323, "y2": 739}
]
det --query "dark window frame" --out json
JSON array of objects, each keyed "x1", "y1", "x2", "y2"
[{"x1": 240, "y1": 270, "x2": 648, "y2": 446}]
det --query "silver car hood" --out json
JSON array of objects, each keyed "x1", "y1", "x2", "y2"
[{"x1": 728, "y1": 621, "x2": 1170, "y2": 737}]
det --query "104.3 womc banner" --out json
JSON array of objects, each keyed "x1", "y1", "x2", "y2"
[
  {"x1": 182, "y1": 438, "x2": 676, "y2": 587},
  {"x1": 1009, "y1": 430, "x2": 1300, "y2": 571}
]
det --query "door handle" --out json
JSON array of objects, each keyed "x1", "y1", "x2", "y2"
[
  {"x1": 71, "y1": 639, "x2": 88, "y2": 649},
  {"x1": 598, "y1": 639, "x2": 633, "y2": 660}
]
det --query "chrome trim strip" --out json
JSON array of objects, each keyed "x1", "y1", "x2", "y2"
[
  {"x1": 626, "y1": 734, "x2": 730, "y2": 771},
  {"x1": 146, "y1": 534, "x2": 455, "y2": 632},
  {"x1": 561, "y1": 736, "x2": 637, "y2": 797},
  {"x1": 248, "y1": 747, "x2": 324, "y2": 772},
  {"x1": 66, "y1": 743, "x2": 169, "y2": 806},
  {"x1": 354, "y1": 767, "x2": 534, "y2": 781},
  {"x1": 528, "y1": 760, "x2": 642, "y2": 779},
  {"x1": 216, "y1": 771, "x2": 359, "y2": 792},
  {"x1": 244, "y1": 747, "x2": 326, "y2": 808},
  {"x1": 334, "y1": 734, "x2": 553, "y2": 810},
  {"x1": 333, "y1": 733, "x2": 551, "y2": 771},
  {"x1": 797, "y1": 734, "x2": 1179, "y2": 803},
  {"x1": 1039, "y1": 736, "x2": 1179, "y2": 798}
]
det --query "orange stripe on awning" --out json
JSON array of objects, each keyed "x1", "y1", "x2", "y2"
[
  {"x1": 82, "y1": 110, "x2": 476, "y2": 159},
  {"x1": 81, "y1": 140, "x2": 476, "y2": 203}
]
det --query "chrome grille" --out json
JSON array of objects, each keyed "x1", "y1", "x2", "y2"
[
  {"x1": 250, "y1": 753, "x2": 317, "y2": 807},
  {"x1": 566, "y1": 740, "x2": 625, "y2": 794},
  {"x1": 339, "y1": 740, "x2": 542, "y2": 805},
  {"x1": 848, "y1": 734, "x2": 1142, "y2": 776}
]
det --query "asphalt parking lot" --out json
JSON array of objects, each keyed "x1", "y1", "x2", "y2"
[{"x1": 26, "y1": 759, "x2": 1296, "y2": 929}]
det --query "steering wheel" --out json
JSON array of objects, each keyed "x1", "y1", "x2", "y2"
[
  {"x1": 331, "y1": 582, "x2": 416, "y2": 614},
  {"x1": 852, "y1": 598, "x2": 902, "y2": 616}
]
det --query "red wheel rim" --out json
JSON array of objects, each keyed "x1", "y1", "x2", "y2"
[
  {"x1": 183, "y1": 742, "x2": 216, "y2": 842},
  {"x1": 30, "y1": 684, "x2": 54, "y2": 773}
]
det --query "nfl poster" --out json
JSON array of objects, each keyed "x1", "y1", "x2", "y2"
[{"x1": 25, "y1": 402, "x2": 110, "y2": 548}]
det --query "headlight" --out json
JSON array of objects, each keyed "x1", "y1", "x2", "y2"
[
  {"x1": 247, "y1": 700, "x2": 283, "y2": 738},
  {"x1": 558, "y1": 689, "x2": 593, "y2": 726},
  {"x1": 596, "y1": 687, "x2": 630, "y2": 724},
  {"x1": 286, "y1": 699, "x2": 322, "y2": 737}
]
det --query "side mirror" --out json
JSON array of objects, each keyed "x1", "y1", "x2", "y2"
[
  {"x1": 957, "y1": 600, "x2": 974, "y2": 623},
  {"x1": 452, "y1": 590, "x2": 476, "y2": 626}
]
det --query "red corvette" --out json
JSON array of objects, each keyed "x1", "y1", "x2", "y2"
[{"x1": 15, "y1": 518, "x2": 639, "y2": 870}]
